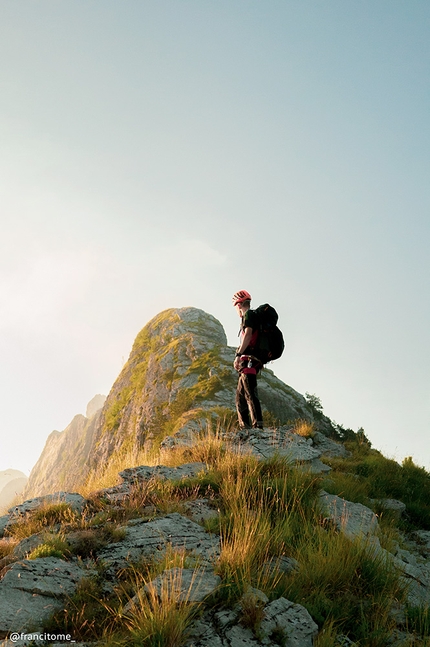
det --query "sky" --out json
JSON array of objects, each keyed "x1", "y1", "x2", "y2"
[{"x1": 0, "y1": 1, "x2": 429, "y2": 475}]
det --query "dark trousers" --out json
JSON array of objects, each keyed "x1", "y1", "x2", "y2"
[{"x1": 236, "y1": 372, "x2": 263, "y2": 429}]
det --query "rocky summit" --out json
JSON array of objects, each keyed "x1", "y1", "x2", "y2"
[{"x1": 24, "y1": 308, "x2": 333, "y2": 497}]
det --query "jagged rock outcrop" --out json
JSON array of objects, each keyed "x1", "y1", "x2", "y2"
[
  {"x1": 22, "y1": 397, "x2": 106, "y2": 499},
  {"x1": 86, "y1": 394, "x2": 106, "y2": 419},
  {"x1": 98, "y1": 513, "x2": 221, "y2": 576},
  {"x1": 24, "y1": 308, "x2": 334, "y2": 497},
  {"x1": 90, "y1": 308, "x2": 323, "y2": 471},
  {"x1": 162, "y1": 425, "x2": 337, "y2": 474},
  {"x1": 319, "y1": 491, "x2": 379, "y2": 540},
  {"x1": 143, "y1": 567, "x2": 221, "y2": 603}
]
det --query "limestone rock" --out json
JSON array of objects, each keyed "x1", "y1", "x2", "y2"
[
  {"x1": 262, "y1": 555, "x2": 300, "y2": 577},
  {"x1": 98, "y1": 513, "x2": 220, "y2": 573},
  {"x1": 370, "y1": 498, "x2": 406, "y2": 518},
  {"x1": 229, "y1": 427, "x2": 331, "y2": 474},
  {"x1": 0, "y1": 516, "x2": 9, "y2": 539},
  {"x1": 319, "y1": 491, "x2": 378, "y2": 539},
  {"x1": 119, "y1": 462, "x2": 207, "y2": 484},
  {"x1": 303, "y1": 458, "x2": 332, "y2": 474},
  {"x1": 259, "y1": 597, "x2": 318, "y2": 646},
  {"x1": 319, "y1": 491, "x2": 430, "y2": 608},
  {"x1": 312, "y1": 432, "x2": 351, "y2": 458},
  {"x1": 12, "y1": 533, "x2": 45, "y2": 559},
  {"x1": 239, "y1": 586, "x2": 269, "y2": 607},
  {"x1": 185, "y1": 596, "x2": 318, "y2": 646},
  {"x1": 183, "y1": 499, "x2": 219, "y2": 525},
  {"x1": 7, "y1": 492, "x2": 87, "y2": 522},
  {"x1": 97, "y1": 463, "x2": 209, "y2": 506},
  {"x1": 145, "y1": 567, "x2": 221, "y2": 603},
  {"x1": 336, "y1": 637, "x2": 358, "y2": 646},
  {"x1": 411, "y1": 530, "x2": 430, "y2": 558},
  {"x1": 0, "y1": 557, "x2": 88, "y2": 635}
]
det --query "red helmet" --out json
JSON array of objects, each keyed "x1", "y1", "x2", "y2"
[{"x1": 232, "y1": 290, "x2": 252, "y2": 306}]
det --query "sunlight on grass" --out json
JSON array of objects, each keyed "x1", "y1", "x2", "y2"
[{"x1": 34, "y1": 422, "x2": 423, "y2": 645}]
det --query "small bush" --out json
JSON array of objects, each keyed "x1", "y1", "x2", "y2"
[
  {"x1": 114, "y1": 567, "x2": 202, "y2": 647},
  {"x1": 27, "y1": 532, "x2": 71, "y2": 560},
  {"x1": 28, "y1": 544, "x2": 66, "y2": 560}
]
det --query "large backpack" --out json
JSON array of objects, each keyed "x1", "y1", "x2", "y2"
[{"x1": 252, "y1": 304, "x2": 285, "y2": 364}]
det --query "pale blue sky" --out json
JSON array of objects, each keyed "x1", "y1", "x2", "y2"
[{"x1": 1, "y1": 1, "x2": 429, "y2": 474}]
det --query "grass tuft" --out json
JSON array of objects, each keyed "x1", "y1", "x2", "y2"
[{"x1": 6, "y1": 503, "x2": 78, "y2": 540}]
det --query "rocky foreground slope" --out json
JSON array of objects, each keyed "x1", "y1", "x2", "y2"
[
  {"x1": 23, "y1": 308, "x2": 335, "y2": 498},
  {"x1": 0, "y1": 427, "x2": 429, "y2": 646},
  {"x1": 0, "y1": 429, "x2": 335, "y2": 645}
]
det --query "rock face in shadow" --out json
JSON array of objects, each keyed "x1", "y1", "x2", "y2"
[{"x1": 24, "y1": 307, "x2": 332, "y2": 497}]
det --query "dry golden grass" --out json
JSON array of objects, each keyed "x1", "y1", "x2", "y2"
[
  {"x1": 6, "y1": 502, "x2": 78, "y2": 540},
  {"x1": 292, "y1": 419, "x2": 315, "y2": 438},
  {"x1": 35, "y1": 422, "x2": 411, "y2": 645}
]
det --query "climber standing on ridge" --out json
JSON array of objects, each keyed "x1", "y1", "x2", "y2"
[{"x1": 233, "y1": 290, "x2": 264, "y2": 432}]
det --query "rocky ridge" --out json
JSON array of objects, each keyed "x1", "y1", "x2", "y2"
[{"x1": 21, "y1": 396, "x2": 106, "y2": 500}]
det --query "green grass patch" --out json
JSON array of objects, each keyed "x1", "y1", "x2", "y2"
[
  {"x1": 278, "y1": 526, "x2": 403, "y2": 642},
  {"x1": 325, "y1": 445, "x2": 430, "y2": 530}
]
